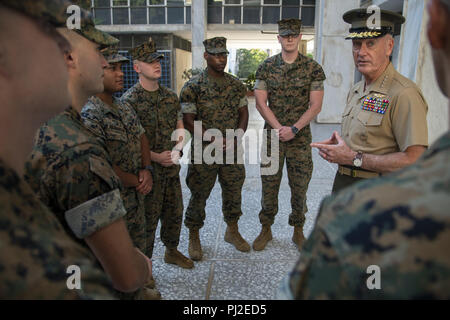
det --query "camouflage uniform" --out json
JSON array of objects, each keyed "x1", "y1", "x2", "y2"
[
  {"x1": 121, "y1": 83, "x2": 183, "y2": 258},
  {"x1": 0, "y1": 0, "x2": 115, "y2": 299},
  {"x1": 180, "y1": 69, "x2": 248, "y2": 230},
  {"x1": 254, "y1": 53, "x2": 326, "y2": 228},
  {"x1": 81, "y1": 96, "x2": 147, "y2": 252},
  {"x1": 25, "y1": 107, "x2": 126, "y2": 246},
  {"x1": 282, "y1": 131, "x2": 450, "y2": 299},
  {"x1": 0, "y1": 159, "x2": 114, "y2": 299}
]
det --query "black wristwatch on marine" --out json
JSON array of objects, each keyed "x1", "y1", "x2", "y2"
[
  {"x1": 291, "y1": 126, "x2": 299, "y2": 135},
  {"x1": 353, "y1": 151, "x2": 363, "y2": 168},
  {"x1": 143, "y1": 165, "x2": 154, "y2": 176},
  {"x1": 175, "y1": 148, "x2": 184, "y2": 158}
]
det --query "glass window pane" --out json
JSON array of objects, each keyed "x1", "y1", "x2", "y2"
[
  {"x1": 94, "y1": 0, "x2": 110, "y2": 7},
  {"x1": 301, "y1": 6, "x2": 315, "y2": 26},
  {"x1": 225, "y1": 0, "x2": 241, "y2": 4},
  {"x1": 113, "y1": 8, "x2": 129, "y2": 24},
  {"x1": 207, "y1": 6, "x2": 222, "y2": 23},
  {"x1": 208, "y1": 0, "x2": 223, "y2": 5},
  {"x1": 263, "y1": 0, "x2": 279, "y2": 4},
  {"x1": 224, "y1": 6, "x2": 241, "y2": 23},
  {"x1": 168, "y1": 7, "x2": 184, "y2": 23},
  {"x1": 94, "y1": 8, "x2": 111, "y2": 24},
  {"x1": 243, "y1": 0, "x2": 259, "y2": 6},
  {"x1": 303, "y1": 0, "x2": 315, "y2": 5},
  {"x1": 150, "y1": 0, "x2": 164, "y2": 5},
  {"x1": 148, "y1": 7, "x2": 165, "y2": 23},
  {"x1": 167, "y1": 0, "x2": 184, "y2": 6},
  {"x1": 282, "y1": 0, "x2": 299, "y2": 5},
  {"x1": 243, "y1": 6, "x2": 260, "y2": 23},
  {"x1": 262, "y1": 6, "x2": 279, "y2": 23},
  {"x1": 113, "y1": 0, "x2": 128, "y2": 6},
  {"x1": 186, "y1": 6, "x2": 191, "y2": 24},
  {"x1": 131, "y1": 7, "x2": 147, "y2": 23},
  {"x1": 131, "y1": 0, "x2": 147, "y2": 6},
  {"x1": 282, "y1": 6, "x2": 299, "y2": 19}
]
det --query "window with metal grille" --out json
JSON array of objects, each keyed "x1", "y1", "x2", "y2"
[
  {"x1": 207, "y1": 0, "x2": 315, "y2": 26},
  {"x1": 92, "y1": 0, "x2": 192, "y2": 25}
]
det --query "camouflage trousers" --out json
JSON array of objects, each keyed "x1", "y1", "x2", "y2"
[
  {"x1": 259, "y1": 131, "x2": 313, "y2": 228},
  {"x1": 185, "y1": 163, "x2": 245, "y2": 230},
  {"x1": 144, "y1": 173, "x2": 183, "y2": 258},
  {"x1": 122, "y1": 193, "x2": 147, "y2": 253}
]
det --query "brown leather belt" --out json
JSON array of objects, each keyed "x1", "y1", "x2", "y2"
[{"x1": 338, "y1": 165, "x2": 381, "y2": 179}]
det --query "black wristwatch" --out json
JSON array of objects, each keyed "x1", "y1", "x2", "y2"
[
  {"x1": 291, "y1": 126, "x2": 299, "y2": 135},
  {"x1": 175, "y1": 148, "x2": 184, "y2": 158},
  {"x1": 143, "y1": 165, "x2": 154, "y2": 176}
]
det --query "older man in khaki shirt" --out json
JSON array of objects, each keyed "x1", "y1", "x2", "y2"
[{"x1": 312, "y1": 8, "x2": 428, "y2": 193}]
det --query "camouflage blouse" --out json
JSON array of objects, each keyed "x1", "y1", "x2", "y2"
[
  {"x1": 25, "y1": 107, "x2": 126, "y2": 243},
  {"x1": 1, "y1": 159, "x2": 113, "y2": 299},
  {"x1": 255, "y1": 53, "x2": 326, "y2": 127}
]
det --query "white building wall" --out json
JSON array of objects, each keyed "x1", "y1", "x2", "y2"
[
  {"x1": 398, "y1": 0, "x2": 448, "y2": 144},
  {"x1": 315, "y1": 0, "x2": 360, "y2": 123}
]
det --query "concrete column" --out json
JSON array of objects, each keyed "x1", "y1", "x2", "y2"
[
  {"x1": 315, "y1": 0, "x2": 360, "y2": 123},
  {"x1": 398, "y1": 0, "x2": 448, "y2": 144},
  {"x1": 191, "y1": 0, "x2": 207, "y2": 70}
]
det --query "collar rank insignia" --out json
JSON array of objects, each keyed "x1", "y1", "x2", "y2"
[{"x1": 361, "y1": 95, "x2": 390, "y2": 114}]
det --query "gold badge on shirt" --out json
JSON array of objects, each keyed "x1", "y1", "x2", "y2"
[{"x1": 361, "y1": 94, "x2": 390, "y2": 115}]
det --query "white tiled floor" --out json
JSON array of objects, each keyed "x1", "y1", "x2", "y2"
[{"x1": 151, "y1": 98, "x2": 340, "y2": 300}]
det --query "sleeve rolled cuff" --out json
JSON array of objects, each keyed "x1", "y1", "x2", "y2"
[
  {"x1": 64, "y1": 189, "x2": 127, "y2": 239},
  {"x1": 181, "y1": 102, "x2": 197, "y2": 114},
  {"x1": 254, "y1": 79, "x2": 267, "y2": 91},
  {"x1": 310, "y1": 81, "x2": 324, "y2": 91}
]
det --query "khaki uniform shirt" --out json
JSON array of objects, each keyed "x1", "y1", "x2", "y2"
[
  {"x1": 342, "y1": 63, "x2": 428, "y2": 155},
  {"x1": 81, "y1": 96, "x2": 145, "y2": 211}
]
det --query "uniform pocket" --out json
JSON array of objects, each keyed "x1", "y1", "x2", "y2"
[
  {"x1": 105, "y1": 128, "x2": 128, "y2": 142},
  {"x1": 357, "y1": 110, "x2": 383, "y2": 126},
  {"x1": 89, "y1": 155, "x2": 115, "y2": 189}
]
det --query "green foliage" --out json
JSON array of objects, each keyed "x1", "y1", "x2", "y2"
[
  {"x1": 236, "y1": 49, "x2": 268, "y2": 79},
  {"x1": 243, "y1": 73, "x2": 256, "y2": 92}
]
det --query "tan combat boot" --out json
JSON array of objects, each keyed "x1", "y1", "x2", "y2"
[
  {"x1": 145, "y1": 276, "x2": 156, "y2": 289},
  {"x1": 164, "y1": 248, "x2": 194, "y2": 269},
  {"x1": 135, "y1": 287, "x2": 162, "y2": 300},
  {"x1": 224, "y1": 222, "x2": 250, "y2": 252},
  {"x1": 292, "y1": 226, "x2": 306, "y2": 250},
  {"x1": 252, "y1": 225, "x2": 272, "y2": 251},
  {"x1": 188, "y1": 229, "x2": 202, "y2": 261}
]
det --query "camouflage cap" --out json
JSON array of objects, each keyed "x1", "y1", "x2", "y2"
[
  {"x1": 203, "y1": 37, "x2": 229, "y2": 54},
  {"x1": 72, "y1": 12, "x2": 119, "y2": 48},
  {"x1": 102, "y1": 47, "x2": 129, "y2": 64},
  {"x1": 130, "y1": 37, "x2": 164, "y2": 64},
  {"x1": 0, "y1": 0, "x2": 72, "y2": 26},
  {"x1": 343, "y1": 8, "x2": 405, "y2": 40},
  {"x1": 278, "y1": 18, "x2": 302, "y2": 36}
]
